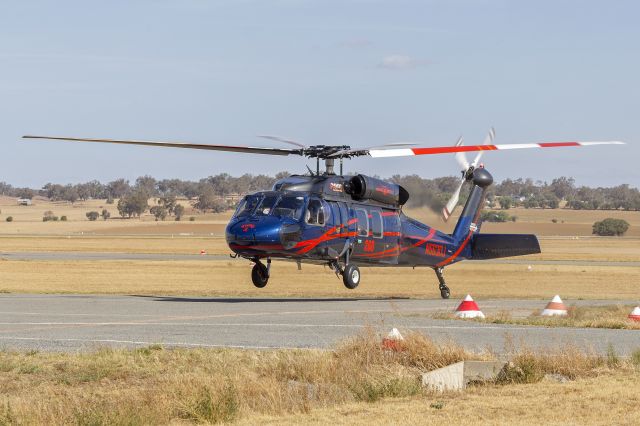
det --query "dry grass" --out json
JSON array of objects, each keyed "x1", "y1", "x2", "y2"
[
  {"x1": 445, "y1": 305, "x2": 640, "y2": 330},
  {"x1": 0, "y1": 235, "x2": 228, "y2": 255},
  {"x1": 240, "y1": 371, "x2": 640, "y2": 425},
  {"x1": 0, "y1": 330, "x2": 637, "y2": 425},
  {"x1": 0, "y1": 259, "x2": 638, "y2": 299}
]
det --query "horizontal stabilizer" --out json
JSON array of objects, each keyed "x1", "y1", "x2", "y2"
[{"x1": 471, "y1": 234, "x2": 540, "y2": 260}]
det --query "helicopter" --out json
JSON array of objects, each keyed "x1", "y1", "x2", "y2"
[{"x1": 23, "y1": 131, "x2": 623, "y2": 298}]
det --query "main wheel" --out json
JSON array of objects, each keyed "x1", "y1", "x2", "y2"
[
  {"x1": 251, "y1": 263, "x2": 269, "y2": 288},
  {"x1": 439, "y1": 286, "x2": 450, "y2": 299},
  {"x1": 342, "y1": 264, "x2": 360, "y2": 289}
]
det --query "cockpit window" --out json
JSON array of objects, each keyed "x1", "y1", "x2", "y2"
[
  {"x1": 305, "y1": 199, "x2": 326, "y2": 226},
  {"x1": 255, "y1": 194, "x2": 279, "y2": 216},
  {"x1": 272, "y1": 196, "x2": 305, "y2": 220},
  {"x1": 233, "y1": 195, "x2": 260, "y2": 219}
]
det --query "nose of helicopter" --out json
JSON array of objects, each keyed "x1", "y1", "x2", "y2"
[{"x1": 226, "y1": 216, "x2": 292, "y2": 255}]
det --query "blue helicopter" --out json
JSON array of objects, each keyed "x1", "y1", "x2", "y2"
[{"x1": 23, "y1": 131, "x2": 623, "y2": 298}]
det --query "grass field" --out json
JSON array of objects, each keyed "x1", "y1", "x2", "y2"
[
  {"x1": 0, "y1": 331, "x2": 637, "y2": 425},
  {"x1": 0, "y1": 259, "x2": 638, "y2": 300}
]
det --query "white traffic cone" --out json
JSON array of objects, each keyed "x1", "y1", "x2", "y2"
[{"x1": 541, "y1": 295, "x2": 568, "y2": 316}]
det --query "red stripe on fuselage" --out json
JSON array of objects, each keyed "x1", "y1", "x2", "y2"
[{"x1": 435, "y1": 231, "x2": 472, "y2": 267}]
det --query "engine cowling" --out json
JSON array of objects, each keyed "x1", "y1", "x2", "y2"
[{"x1": 344, "y1": 174, "x2": 409, "y2": 206}]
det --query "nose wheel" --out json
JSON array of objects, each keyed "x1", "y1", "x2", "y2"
[
  {"x1": 251, "y1": 259, "x2": 270, "y2": 288},
  {"x1": 434, "y1": 267, "x2": 450, "y2": 299}
]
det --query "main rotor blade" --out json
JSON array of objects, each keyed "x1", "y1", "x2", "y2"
[
  {"x1": 471, "y1": 127, "x2": 495, "y2": 167},
  {"x1": 257, "y1": 135, "x2": 306, "y2": 148},
  {"x1": 22, "y1": 135, "x2": 302, "y2": 156},
  {"x1": 368, "y1": 141, "x2": 625, "y2": 158}
]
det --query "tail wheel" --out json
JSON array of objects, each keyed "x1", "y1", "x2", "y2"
[
  {"x1": 251, "y1": 263, "x2": 269, "y2": 288},
  {"x1": 342, "y1": 264, "x2": 360, "y2": 289}
]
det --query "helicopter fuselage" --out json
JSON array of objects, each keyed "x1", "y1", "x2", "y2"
[{"x1": 225, "y1": 174, "x2": 470, "y2": 269}]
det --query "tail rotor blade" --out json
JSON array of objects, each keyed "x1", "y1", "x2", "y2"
[
  {"x1": 453, "y1": 136, "x2": 469, "y2": 171},
  {"x1": 442, "y1": 178, "x2": 466, "y2": 222}
]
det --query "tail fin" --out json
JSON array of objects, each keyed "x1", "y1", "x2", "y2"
[{"x1": 451, "y1": 167, "x2": 493, "y2": 242}]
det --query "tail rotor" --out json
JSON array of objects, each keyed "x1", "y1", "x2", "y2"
[{"x1": 442, "y1": 128, "x2": 495, "y2": 222}]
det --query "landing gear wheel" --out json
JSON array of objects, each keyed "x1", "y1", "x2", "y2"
[
  {"x1": 439, "y1": 286, "x2": 450, "y2": 299},
  {"x1": 342, "y1": 264, "x2": 360, "y2": 289},
  {"x1": 251, "y1": 263, "x2": 269, "y2": 288}
]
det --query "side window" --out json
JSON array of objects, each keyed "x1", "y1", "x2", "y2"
[
  {"x1": 355, "y1": 208, "x2": 369, "y2": 237},
  {"x1": 371, "y1": 210, "x2": 383, "y2": 239},
  {"x1": 305, "y1": 198, "x2": 326, "y2": 226}
]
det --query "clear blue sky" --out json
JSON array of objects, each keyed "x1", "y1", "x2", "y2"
[{"x1": 1, "y1": 0, "x2": 637, "y2": 188}]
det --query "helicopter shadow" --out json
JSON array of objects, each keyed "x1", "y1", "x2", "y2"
[{"x1": 131, "y1": 295, "x2": 410, "y2": 303}]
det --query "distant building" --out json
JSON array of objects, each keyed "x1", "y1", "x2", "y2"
[{"x1": 17, "y1": 198, "x2": 32, "y2": 206}]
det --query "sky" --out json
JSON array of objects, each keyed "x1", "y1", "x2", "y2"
[{"x1": 1, "y1": 0, "x2": 638, "y2": 188}]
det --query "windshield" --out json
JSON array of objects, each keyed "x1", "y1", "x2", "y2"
[
  {"x1": 255, "y1": 194, "x2": 279, "y2": 216},
  {"x1": 272, "y1": 196, "x2": 306, "y2": 220},
  {"x1": 233, "y1": 195, "x2": 260, "y2": 219}
]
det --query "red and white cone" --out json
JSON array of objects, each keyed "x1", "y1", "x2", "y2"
[
  {"x1": 454, "y1": 294, "x2": 485, "y2": 319},
  {"x1": 382, "y1": 328, "x2": 404, "y2": 351},
  {"x1": 628, "y1": 306, "x2": 640, "y2": 322},
  {"x1": 541, "y1": 295, "x2": 568, "y2": 316}
]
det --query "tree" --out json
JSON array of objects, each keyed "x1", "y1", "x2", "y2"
[
  {"x1": 592, "y1": 218, "x2": 630, "y2": 236},
  {"x1": 61, "y1": 185, "x2": 79, "y2": 203},
  {"x1": 86, "y1": 211, "x2": 99, "y2": 221},
  {"x1": 194, "y1": 186, "x2": 228, "y2": 212},
  {"x1": 150, "y1": 205, "x2": 168, "y2": 221},
  {"x1": 174, "y1": 204, "x2": 185, "y2": 221},
  {"x1": 135, "y1": 175, "x2": 158, "y2": 197},
  {"x1": 158, "y1": 193, "x2": 177, "y2": 215},
  {"x1": 107, "y1": 179, "x2": 130, "y2": 199},
  {"x1": 17, "y1": 188, "x2": 35, "y2": 200},
  {"x1": 550, "y1": 176, "x2": 575, "y2": 200},
  {"x1": 101, "y1": 209, "x2": 111, "y2": 221},
  {"x1": 117, "y1": 190, "x2": 149, "y2": 218},
  {"x1": 498, "y1": 196, "x2": 512, "y2": 210}
]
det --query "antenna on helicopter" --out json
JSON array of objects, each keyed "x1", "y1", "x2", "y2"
[{"x1": 306, "y1": 164, "x2": 315, "y2": 176}]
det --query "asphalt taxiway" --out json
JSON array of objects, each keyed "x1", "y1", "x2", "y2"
[{"x1": 0, "y1": 294, "x2": 637, "y2": 355}]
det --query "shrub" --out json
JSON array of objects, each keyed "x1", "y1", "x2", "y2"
[
  {"x1": 5, "y1": 216, "x2": 12, "y2": 222},
  {"x1": 592, "y1": 218, "x2": 630, "y2": 236},
  {"x1": 499, "y1": 196, "x2": 512, "y2": 210},
  {"x1": 101, "y1": 209, "x2": 111, "y2": 221},
  {"x1": 86, "y1": 211, "x2": 99, "y2": 221},
  {"x1": 551, "y1": 218, "x2": 558, "y2": 223},
  {"x1": 60, "y1": 216, "x2": 67, "y2": 221},
  {"x1": 189, "y1": 216, "x2": 196, "y2": 222},
  {"x1": 481, "y1": 210, "x2": 512, "y2": 223},
  {"x1": 42, "y1": 211, "x2": 57, "y2": 222}
]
